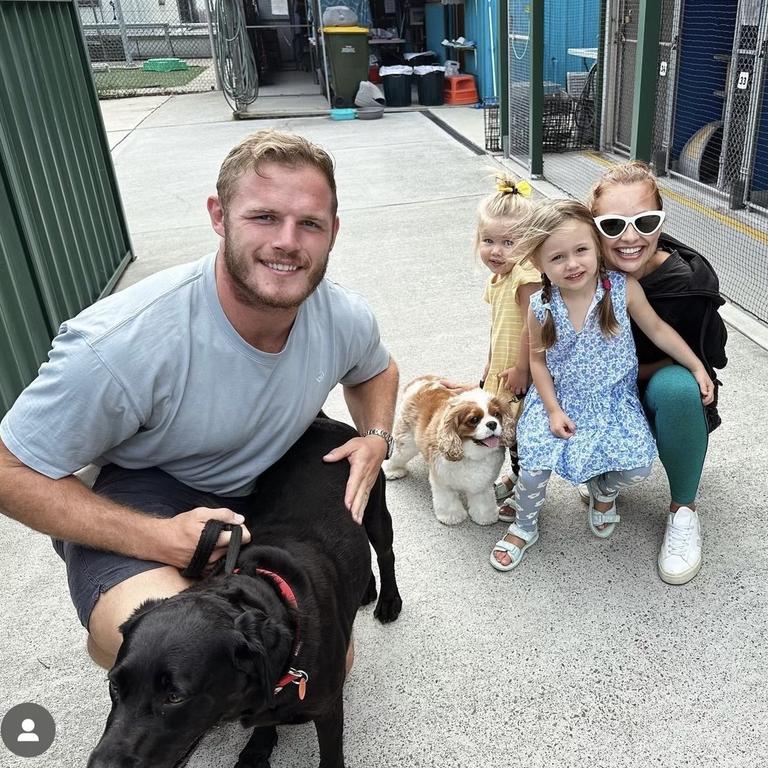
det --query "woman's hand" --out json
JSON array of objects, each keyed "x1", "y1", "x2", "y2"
[
  {"x1": 693, "y1": 368, "x2": 715, "y2": 406},
  {"x1": 548, "y1": 409, "x2": 576, "y2": 439}
]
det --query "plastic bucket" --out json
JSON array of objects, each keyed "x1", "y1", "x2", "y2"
[
  {"x1": 416, "y1": 70, "x2": 445, "y2": 106},
  {"x1": 381, "y1": 74, "x2": 412, "y2": 107}
]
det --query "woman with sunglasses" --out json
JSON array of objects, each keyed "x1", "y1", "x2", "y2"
[{"x1": 588, "y1": 161, "x2": 727, "y2": 586}]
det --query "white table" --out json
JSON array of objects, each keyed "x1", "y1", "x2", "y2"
[{"x1": 567, "y1": 47, "x2": 598, "y2": 60}]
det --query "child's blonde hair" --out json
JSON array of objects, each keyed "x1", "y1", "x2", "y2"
[
  {"x1": 515, "y1": 199, "x2": 619, "y2": 349},
  {"x1": 586, "y1": 160, "x2": 663, "y2": 214},
  {"x1": 474, "y1": 174, "x2": 535, "y2": 255}
]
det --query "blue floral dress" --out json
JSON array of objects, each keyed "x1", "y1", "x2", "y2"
[{"x1": 517, "y1": 271, "x2": 656, "y2": 483}]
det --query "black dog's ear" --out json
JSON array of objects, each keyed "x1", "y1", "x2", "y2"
[
  {"x1": 233, "y1": 609, "x2": 291, "y2": 666},
  {"x1": 231, "y1": 609, "x2": 290, "y2": 709},
  {"x1": 119, "y1": 598, "x2": 163, "y2": 637}
]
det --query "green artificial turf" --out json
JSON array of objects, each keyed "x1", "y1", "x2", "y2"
[{"x1": 94, "y1": 65, "x2": 205, "y2": 92}]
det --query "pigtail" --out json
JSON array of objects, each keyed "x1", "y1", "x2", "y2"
[
  {"x1": 539, "y1": 274, "x2": 558, "y2": 349},
  {"x1": 597, "y1": 263, "x2": 620, "y2": 339}
]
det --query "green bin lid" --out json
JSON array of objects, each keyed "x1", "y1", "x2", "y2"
[{"x1": 323, "y1": 26, "x2": 369, "y2": 33}]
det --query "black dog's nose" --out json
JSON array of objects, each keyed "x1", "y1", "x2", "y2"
[{"x1": 485, "y1": 420, "x2": 498, "y2": 431}]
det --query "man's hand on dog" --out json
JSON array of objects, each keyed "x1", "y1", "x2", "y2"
[
  {"x1": 323, "y1": 436, "x2": 388, "y2": 524},
  {"x1": 155, "y1": 508, "x2": 251, "y2": 569}
]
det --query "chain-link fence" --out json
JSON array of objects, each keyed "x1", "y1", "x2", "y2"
[
  {"x1": 517, "y1": 0, "x2": 768, "y2": 326},
  {"x1": 78, "y1": 0, "x2": 217, "y2": 97},
  {"x1": 506, "y1": 0, "x2": 599, "y2": 165},
  {"x1": 654, "y1": 0, "x2": 768, "y2": 322},
  {"x1": 543, "y1": 0, "x2": 600, "y2": 154}
]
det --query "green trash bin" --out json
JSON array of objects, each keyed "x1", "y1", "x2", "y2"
[{"x1": 322, "y1": 26, "x2": 370, "y2": 107}]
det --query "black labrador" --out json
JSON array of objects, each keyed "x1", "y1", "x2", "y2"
[{"x1": 87, "y1": 417, "x2": 402, "y2": 768}]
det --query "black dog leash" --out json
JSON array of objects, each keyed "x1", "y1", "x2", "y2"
[{"x1": 181, "y1": 519, "x2": 243, "y2": 579}]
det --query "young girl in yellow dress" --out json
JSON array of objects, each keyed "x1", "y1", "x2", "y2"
[{"x1": 476, "y1": 175, "x2": 541, "y2": 510}]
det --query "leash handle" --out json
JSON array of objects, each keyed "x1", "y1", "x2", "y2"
[
  {"x1": 181, "y1": 519, "x2": 243, "y2": 579},
  {"x1": 224, "y1": 524, "x2": 243, "y2": 575}
]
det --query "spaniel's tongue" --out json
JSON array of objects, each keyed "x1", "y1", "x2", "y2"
[{"x1": 481, "y1": 436, "x2": 500, "y2": 449}]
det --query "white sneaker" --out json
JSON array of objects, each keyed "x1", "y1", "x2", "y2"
[{"x1": 658, "y1": 506, "x2": 702, "y2": 585}]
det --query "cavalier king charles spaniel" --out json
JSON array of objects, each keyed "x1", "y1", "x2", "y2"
[{"x1": 383, "y1": 376, "x2": 515, "y2": 525}]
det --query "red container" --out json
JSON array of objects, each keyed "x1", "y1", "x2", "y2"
[{"x1": 368, "y1": 64, "x2": 381, "y2": 84}]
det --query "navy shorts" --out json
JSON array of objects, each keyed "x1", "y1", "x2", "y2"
[{"x1": 51, "y1": 464, "x2": 253, "y2": 629}]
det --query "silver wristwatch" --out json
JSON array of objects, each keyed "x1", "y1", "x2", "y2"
[{"x1": 363, "y1": 428, "x2": 394, "y2": 459}]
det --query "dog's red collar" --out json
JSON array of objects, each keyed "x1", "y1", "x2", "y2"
[
  {"x1": 254, "y1": 567, "x2": 298, "y2": 612},
  {"x1": 233, "y1": 566, "x2": 308, "y2": 700}
]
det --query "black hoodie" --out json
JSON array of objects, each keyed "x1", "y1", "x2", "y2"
[
  {"x1": 634, "y1": 233, "x2": 727, "y2": 376},
  {"x1": 633, "y1": 233, "x2": 728, "y2": 430}
]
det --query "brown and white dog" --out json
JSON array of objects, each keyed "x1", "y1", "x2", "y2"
[{"x1": 384, "y1": 376, "x2": 515, "y2": 525}]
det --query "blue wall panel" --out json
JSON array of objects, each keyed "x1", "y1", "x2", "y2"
[{"x1": 544, "y1": 0, "x2": 599, "y2": 88}]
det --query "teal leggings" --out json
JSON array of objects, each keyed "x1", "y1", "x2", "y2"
[{"x1": 642, "y1": 365, "x2": 709, "y2": 506}]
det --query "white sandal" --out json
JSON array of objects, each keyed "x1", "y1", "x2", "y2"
[
  {"x1": 498, "y1": 501, "x2": 515, "y2": 523},
  {"x1": 586, "y1": 479, "x2": 621, "y2": 539},
  {"x1": 489, "y1": 523, "x2": 539, "y2": 571},
  {"x1": 494, "y1": 476, "x2": 516, "y2": 503}
]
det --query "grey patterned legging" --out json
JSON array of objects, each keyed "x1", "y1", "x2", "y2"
[{"x1": 513, "y1": 465, "x2": 653, "y2": 533}]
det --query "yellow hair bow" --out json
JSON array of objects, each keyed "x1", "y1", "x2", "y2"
[{"x1": 496, "y1": 179, "x2": 532, "y2": 197}]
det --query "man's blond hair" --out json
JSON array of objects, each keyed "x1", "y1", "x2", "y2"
[{"x1": 216, "y1": 130, "x2": 337, "y2": 215}]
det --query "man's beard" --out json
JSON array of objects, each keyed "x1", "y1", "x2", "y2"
[{"x1": 223, "y1": 239, "x2": 328, "y2": 310}]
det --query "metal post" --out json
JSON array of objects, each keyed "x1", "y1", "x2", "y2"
[
  {"x1": 164, "y1": 23, "x2": 173, "y2": 57},
  {"x1": 593, "y1": 0, "x2": 607, "y2": 150},
  {"x1": 499, "y1": 0, "x2": 508, "y2": 151},
  {"x1": 738, "y1": 4, "x2": 768, "y2": 209},
  {"x1": 529, "y1": 0, "x2": 543, "y2": 177},
  {"x1": 487, "y1": 0, "x2": 497, "y2": 98},
  {"x1": 205, "y1": 0, "x2": 222, "y2": 91},
  {"x1": 630, "y1": 0, "x2": 662, "y2": 163},
  {"x1": 111, "y1": 0, "x2": 133, "y2": 65},
  {"x1": 319, "y1": 26, "x2": 332, "y2": 105}
]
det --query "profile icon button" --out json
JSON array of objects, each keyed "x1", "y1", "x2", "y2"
[
  {"x1": 18, "y1": 719, "x2": 40, "y2": 743},
  {"x1": 1, "y1": 703, "x2": 55, "y2": 757}
]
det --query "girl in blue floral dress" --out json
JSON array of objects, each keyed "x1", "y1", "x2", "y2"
[{"x1": 491, "y1": 200, "x2": 715, "y2": 571}]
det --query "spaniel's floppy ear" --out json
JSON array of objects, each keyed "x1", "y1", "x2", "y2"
[
  {"x1": 494, "y1": 397, "x2": 517, "y2": 447},
  {"x1": 437, "y1": 402, "x2": 464, "y2": 461}
]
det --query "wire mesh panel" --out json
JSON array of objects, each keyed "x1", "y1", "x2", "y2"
[
  {"x1": 78, "y1": 0, "x2": 218, "y2": 97},
  {"x1": 665, "y1": 0, "x2": 768, "y2": 321},
  {"x1": 540, "y1": 0, "x2": 600, "y2": 158},
  {"x1": 484, "y1": 98, "x2": 502, "y2": 152},
  {"x1": 541, "y1": 0, "x2": 768, "y2": 325},
  {"x1": 651, "y1": 0, "x2": 681, "y2": 169},
  {"x1": 507, "y1": 0, "x2": 532, "y2": 164}
]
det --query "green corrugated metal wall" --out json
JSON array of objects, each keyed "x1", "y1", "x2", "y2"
[{"x1": 0, "y1": 0, "x2": 133, "y2": 417}]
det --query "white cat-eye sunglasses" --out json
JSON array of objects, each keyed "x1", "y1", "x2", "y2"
[{"x1": 593, "y1": 210, "x2": 666, "y2": 239}]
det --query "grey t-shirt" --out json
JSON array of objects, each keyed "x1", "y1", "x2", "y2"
[{"x1": 0, "y1": 253, "x2": 390, "y2": 495}]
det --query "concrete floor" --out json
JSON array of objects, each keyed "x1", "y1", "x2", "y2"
[{"x1": 2, "y1": 90, "x2": 768, "y2": 768}]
